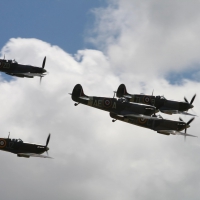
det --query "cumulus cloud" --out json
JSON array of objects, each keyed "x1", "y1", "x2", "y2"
[
  {"x1": 0, "y1": 1, "x2": 200, "y2": 200},
  {"x1": 89, "y1": 0, "x2": 200, "y2": 81}
]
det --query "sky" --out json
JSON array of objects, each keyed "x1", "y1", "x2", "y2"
[{"x1": 0, "y1": 0, "x2": 200, "y2": 200}]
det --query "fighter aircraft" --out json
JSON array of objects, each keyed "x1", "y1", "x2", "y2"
[
  {"x1": 110, "y1": 113, "x2": 196, "y2": 138},
  {"x1": 0, "y1": 133, "x2": 52, "y2": 158},
  {"x1": 0, "y1": 56, "x2": 47, "y2": 82},
  {"x1": 116, "y1": 84, "x2": 196, "y2": 116},
  {"x1": 71, "y1": 84, "x2": 158, "y2": 120}
]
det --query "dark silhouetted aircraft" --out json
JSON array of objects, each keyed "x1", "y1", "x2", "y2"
[
  {"x1": 116, "y1": 84, "x2": 196, "y2": 116},
  {"x1": 110, "y1": 112, "x2": 196, "y2": 139},
  {"x1": 71, "y1": 84, "x2": 158, "y2": 120},
  {"x1": 0, "y1": 133, "x2": 52, "y2": 158},
  {"x1": 0, "y1": 56, "x2": 47, "y2": 82}
]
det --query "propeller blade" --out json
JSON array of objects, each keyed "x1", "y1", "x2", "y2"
[
  {"x1": 46, "y1": 134, "x2": 51, "y2": 147},
  {"x1": 190, "y1": 94, "x2": 196, "y2": 105},
  {"x1": 40, "y1": 76, "x2": 42, "y2": 84},
  {"x1": 179, "y1": 117, "x2": 184, "y2": 122},
  {"x1": 187, "y1": 117, "x2": 195, "y2": 125},
  {"x1": 42, "y1": 56, "x2": 46, "y2": 69},
  {"x1": 184, "y1": 97, "x2": 189, "y2": 103},
  {"x1": 184, "y1": 124, "x2": 187, "y2": 142}
]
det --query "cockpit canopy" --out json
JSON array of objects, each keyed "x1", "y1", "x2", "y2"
[
  {"x1": 156, "y1": 96, "x2": 166, "y2": 100},
  {"x1": 8, "y1": 59, "x2": 18, "y2": 63},
  {"x1": 0, "y1": 59, "x2": 18, "y2": 63},
  {"x1": 11, "y1": 138, "x2": 23, "y2": 143}
]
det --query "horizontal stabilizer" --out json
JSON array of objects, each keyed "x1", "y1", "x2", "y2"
[
  {"x1": 79, "y1": 96, "x2": 90, "y2": 100},
  {"x1": 123, "y1": 95, "x2": 132, "y2": 98}
]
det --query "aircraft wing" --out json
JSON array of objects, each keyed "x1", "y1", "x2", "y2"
[
  {"x1": 17, "y1": 153, "x2": 52, "y2": 158},
  {"x1": 19, "y1": 72, "x2": 46, "y2": 77},
  {"x1": 114, "y1": 110, "x2": 160, "y2": 120},
  {"x1": 157, "y1": 130, "x2": 197, "y2": 137},
  {"x1": 159, "y1": 108, "x2": 196, "y2": 116},
  {"x1": 123, "y1": 113, "x2": 160, "y2": 120},
  {"x1": 6, "y1": 72, "x2": 46, "y2": 77}
]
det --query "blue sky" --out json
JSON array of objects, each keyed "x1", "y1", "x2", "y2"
[
  {"x1": 0, "y1": 0, "x2": 106, "y2": 54},
  {"x1": 1, "y1": 0, "x2": 199, "y2": 84}
]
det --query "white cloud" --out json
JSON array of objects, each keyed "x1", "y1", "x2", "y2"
[
  {"x1": 90, "y1": 0, "x2": 200, "y2": 81},
  {"x1": 0, "y1": 0, "x2": 200, "y2": 200}
]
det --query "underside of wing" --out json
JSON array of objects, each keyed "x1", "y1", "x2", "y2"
[
  {"x1": 20, "y1": 72, "x2": 45, "y2": 77},
  {"x1": 6, "y1": 72, "x2": 45, "y2": 77},
  {"x1": 159, "y1": 108, "x2": 196, "y2": 116},
  {"x1": 124, "y1": 114, "x2": 160, "y2": 120},
  {"x1": 157, "y1": 130, "x2": 197, "y2": 137},
  {"x1": 17, "y1": 153, "x2": 52, "y2": 158},
  {"x1": 115, "y1": 111, "x2": 160, "y2": 120}
]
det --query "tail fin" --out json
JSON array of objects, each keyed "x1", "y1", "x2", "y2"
[
  {"x1": 71, "y1": 84, "x2": 89, "y2": 102},
  {"x1": 116, "y1": 84, "x2": 131, "y2": 98}
]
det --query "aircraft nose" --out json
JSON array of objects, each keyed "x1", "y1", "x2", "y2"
[
  {"x1": 42, "y1": 68, "x2": 47, "y2": 73},
  {"x1": 189, "y1": 104, "x2": 194, "y2": 109},
  {"x1": 46, "y1": 147, "x2": 49, "y2": 151}
]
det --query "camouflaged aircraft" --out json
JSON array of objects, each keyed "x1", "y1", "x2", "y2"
[
  {"x1": 71, "y1": 84, "x2": 159, "y2": 120},
  {"x1": 0, "y1": 133, "x2": 52, "y2": 158},
  {"x1": 0, "y1": 56, "x2": 47, "y2": 82},
  {"x1": 110, "y1": 113, "x2": 196, "y2": 138},
  {"x1": 116, "y1": 84, "x2": 196, "y2": 116}
]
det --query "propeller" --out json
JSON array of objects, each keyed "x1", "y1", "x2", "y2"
[
  {"x1": 184, "y1": 94, "x2": 196, "y2": 108},
  {"x1": 45, "y1": 133, "x2": 51, "y2": 155},
  {"x1": 40, "y1": 56, "x2": 46, "y2": 84},
  {"x1": 179, "y1": 117, "x2": 195, "y2": 141},
  {"x1": 42, "y1": 56, "x2": 46, "y2": 69}
]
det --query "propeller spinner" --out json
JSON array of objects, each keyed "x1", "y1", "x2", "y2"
[
  {"x1": 179, "y1": 117, "x2": 195, "y2": 141},
  {"x1": 184, "y1": 94, "x2": 196, "y2": 109}
]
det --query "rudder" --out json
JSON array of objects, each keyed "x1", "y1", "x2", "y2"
[
  {"x1": 116, "y1": 84, "x2": 129, "y2": 98},
  {"x1": 71, "y1": 84, "x2": 89, "y2": 103}
]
